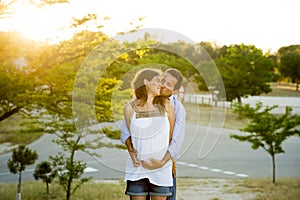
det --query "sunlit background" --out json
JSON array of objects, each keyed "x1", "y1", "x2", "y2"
[{"x1": 1, "y1": 0, "x2": 299, "y2": 53}]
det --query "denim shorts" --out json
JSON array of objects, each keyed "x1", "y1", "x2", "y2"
[{"x1": 125, "y1": 178, "x2": 172, "y2": 196}]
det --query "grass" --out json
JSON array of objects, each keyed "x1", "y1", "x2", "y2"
[
  {"x1": 175, "y1": 177, "x2": 300, "y2": 200},
  {"x1": 226, "y1": 177, "x2": 300, "y2": 200},
  {"x1": 0, "y1": 180, "x2": 127, "y2": 200},
  {"x1": 1, "y1": 177, "x2": 299, "y2": 200},
  {"x1": 262, "y1": 82, "x2": 300, "y2": 97},
  {"x1": 183, "y1": 102, "x2": 250, "y2": 130},
  {"x1": 0, "y1": 113, "x2": 43, "y2": 145}
]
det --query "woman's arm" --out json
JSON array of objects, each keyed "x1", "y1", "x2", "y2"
[{"x1": 124, "y1": 102, "x2": 141, "y2": 167}]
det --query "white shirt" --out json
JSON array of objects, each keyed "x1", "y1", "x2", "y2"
[
  {"x1": 124, "y1": 110, "x2": 173, "y2": 186},
  {"x1": 121, "y1": 95, "x2": 186, "y2": 160}
]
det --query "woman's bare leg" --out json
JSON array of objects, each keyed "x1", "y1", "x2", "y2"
[
  {"x1": 131, "y1": 196, "x2": 147, "y2": 200},
  {"x1": 151, "y1": 196, "x2": 166, "y2": 200}
]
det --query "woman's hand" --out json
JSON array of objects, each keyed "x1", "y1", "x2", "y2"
[
  {"x1": 141, "y1": 158, "x2": 164, "y2": 170},
  {"x1": 129, "y1": 149, "x2": 141, "y2": 167}
]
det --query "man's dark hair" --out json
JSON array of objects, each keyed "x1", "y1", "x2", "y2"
[{"x1": 165, "y1": 68, "x2": 183, "y2": 90}]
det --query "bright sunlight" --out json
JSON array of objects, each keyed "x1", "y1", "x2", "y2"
[{"x1": 8, "y1": 1, "x2": 75, "y2": 42}]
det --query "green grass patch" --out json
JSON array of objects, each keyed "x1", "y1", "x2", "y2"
[
  {"x1": 0, "y1": 113, "x2": 43, "y2": 145},
  {"x1": 0, "y1": 179, "x2": 127, "y2": 200},
  {"x1": 1, "y1": 177, "x2": 299, "y2": 200},
  {"x1": 183, "y1": 102, "x2": 249, "y2": 130}
]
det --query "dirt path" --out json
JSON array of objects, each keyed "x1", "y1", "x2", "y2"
[{"x1": 176, "y1": 178, "x2": 255, "y2": 200}]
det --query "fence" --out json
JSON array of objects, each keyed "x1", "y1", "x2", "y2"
[{"x1": 183, "y1": 94, "x2": 300, "y2": 115}]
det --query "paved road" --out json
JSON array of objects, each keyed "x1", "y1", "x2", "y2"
[{"x1": 1, "y1": 123, "x2": 299, "y2": 183}]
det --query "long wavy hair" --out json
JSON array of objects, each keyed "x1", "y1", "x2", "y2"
[{"x1": 131, "y1": 68, "x2": 161, "y2": 105}]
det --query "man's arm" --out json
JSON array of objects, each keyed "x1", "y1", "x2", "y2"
[{"x1": 168, "y1": 99, "x2": 186, "y2": 160}]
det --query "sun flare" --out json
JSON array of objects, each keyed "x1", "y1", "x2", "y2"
[{"x1": 9, "y1": 2, "x2": 73, "y2": 42}]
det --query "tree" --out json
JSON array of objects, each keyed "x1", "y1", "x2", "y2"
[
  {"x1": 0, "y1": 32, "x2": 39, "y2": 122},
  {"x1": 230, "y1": 102, "x2": 300, "y2": 183},
  {"x1": 7, "y1": 145, "x2": 38, "y2": 200},
  {"x1": 33, "y1": 161, "x2": 57, "y2": 199},
  {"x1": 216, "y1": 44, "x2": 274, "y2": 103},
  {"x1": 278, "y1": 45, "x2": 300, "y2": 91}
]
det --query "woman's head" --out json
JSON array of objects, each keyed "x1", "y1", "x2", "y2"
[{"x1": 132, "y1": 68, "x2": 162, "y2": 101}]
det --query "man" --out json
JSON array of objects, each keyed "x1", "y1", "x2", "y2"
[{"x1": 120, "y1": 68, "x2": 186, "y2": 200}]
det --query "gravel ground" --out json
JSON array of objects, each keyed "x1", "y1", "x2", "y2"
[{"x1": 176, "y1": 177, "x2": 256, "y2": 200}]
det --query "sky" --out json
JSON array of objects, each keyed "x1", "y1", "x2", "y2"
[{"x1": 2, "y1": 0, "x2": 300, "y2": 53}]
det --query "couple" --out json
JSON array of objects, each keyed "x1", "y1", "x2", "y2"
[{"x1": 121, "y1": 68, "x2": 186, "y2": 200}]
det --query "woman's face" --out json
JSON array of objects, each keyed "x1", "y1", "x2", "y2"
[{"x1": 145, "y1": 75, "x2": 161, "y2": 96}]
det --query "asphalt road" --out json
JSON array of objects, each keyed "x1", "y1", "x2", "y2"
[{"x1": 1, "y1": 123, "x2": 299, "y2": 183}]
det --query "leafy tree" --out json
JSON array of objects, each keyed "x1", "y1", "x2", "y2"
[
  {"x1": 230, "y1": 102, "x2": 300, "y2": 183},
  {"x1": 0, "y1": 32, "x2": 39, "y2": 122},
  {"x1": 199, "y1": 41, "x2": 219, "y2": 59},
  {"x1": 277, "y1": 45, "x2": 300, "y2": 91},
  {"x1": 7, "y1": 144, "x2": 38, "y2": 200},
  {"x1": 216, "y1": 44, "x2": 274, "y2": 103},
  {"x1": 49, "y1": 144, "x2": 90, "y2": 200},
  {"x1": 33, "y1": 161, "x2": 57, "y2": 199},
  {"x1": 33, "y1": 28, "x2": 125, "y2": 200}
]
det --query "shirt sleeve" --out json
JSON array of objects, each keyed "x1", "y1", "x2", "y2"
[
  {"x1": 120, "y1": 98, "x2": 136, "y2": 144},
  {"x1": 168, "y1": 96, "x2": 186, "y2": 160},
  {"x1": 120, "y1": 118, "x2": 130, "y2": 144}
]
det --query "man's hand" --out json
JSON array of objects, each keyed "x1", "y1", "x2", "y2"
[
  {"x1": 129, "y1": 149, "x2": 141, "y2": 167},
  {"x1": 141, "y1": 158, "x2": 164, "y2": 170}
]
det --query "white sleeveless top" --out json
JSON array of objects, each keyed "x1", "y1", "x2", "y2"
[{"x1": 124, "y1": 104, "x2": 173, "y2": 186}]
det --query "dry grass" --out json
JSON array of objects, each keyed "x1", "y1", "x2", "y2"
[
  {"x1": 227, "y1": 177, "x2": 300, "y2": 200},
  {"x1": 263, "y1": 82, "x2": 300, "y2": 97},
  {"x1": 0, "y1": 177, "x2": 299, "y2": 200},
  {"x1": 0, "y1": 180, "x2": 127, "y2": 200},
  {"x1": 176, "y1": 177, "x2": 300, "y2": 200}
]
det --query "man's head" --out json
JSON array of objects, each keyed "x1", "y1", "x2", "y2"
[{"x1": 160, "y1": 68, "x2": 183, "y2": 97}]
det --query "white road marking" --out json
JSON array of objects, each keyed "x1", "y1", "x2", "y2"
[
  {"x1": 186, "y1": 164, "x2": 198, "y2": 168},
  {"x1": 236, "y1": 173, "x2": 249, "y2": 177},
  {"x1": 198, "y1": 166, "x2": 209, "y2": 170},
  {"x1": 177, "y1": 161, "x2": 187, "y2": 165},
  {"x1": 84, "y1": 167, "x2": 98, "y2": 173},
  {"x1": 222, "y1": 171, "x2": 235, "y2": 175},
  {"x1": 210, "y1": 168, "x2": 222, "y2": 172},
  {"x1": 177, "y1": 162, "x2": 249, "y2": 178}
]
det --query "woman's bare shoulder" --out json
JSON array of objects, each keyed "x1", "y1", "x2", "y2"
[
  {"x1": 164, "y1": 99, "x2": 173, "y2": 109},
  {"x1": 124, "y1": 100, "x2": 136, "y2": 113}
]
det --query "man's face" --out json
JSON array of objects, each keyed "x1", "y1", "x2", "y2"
[{"x1": 160, "y1": 72, "x2": 178, "y2": 97}]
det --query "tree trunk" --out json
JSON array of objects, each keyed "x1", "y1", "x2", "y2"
[
  {"x1": 237, "y1": 96, "x2": 242, "y2": 105},
  {"x1": 66, "y1": 176, "x2": 72, "y2": 200},
  {"x1": 272, "y1": 154, "x2": 276, "y2": 184},
  {"x1": 16, "y1": 171, "x2": 22, "y2": 200},
  {"x1": 16, "y1": 193, "x2": 21, "y2": 200},
  {"x1": 46, "y1": 182, "x2": 50, "y2": 200},
  {"x1": 0, "y1": 107, "x2": 20, "y2": 122},
  {"x1": 66, "y1": 148, "x2": 76, "y2": 200}
]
